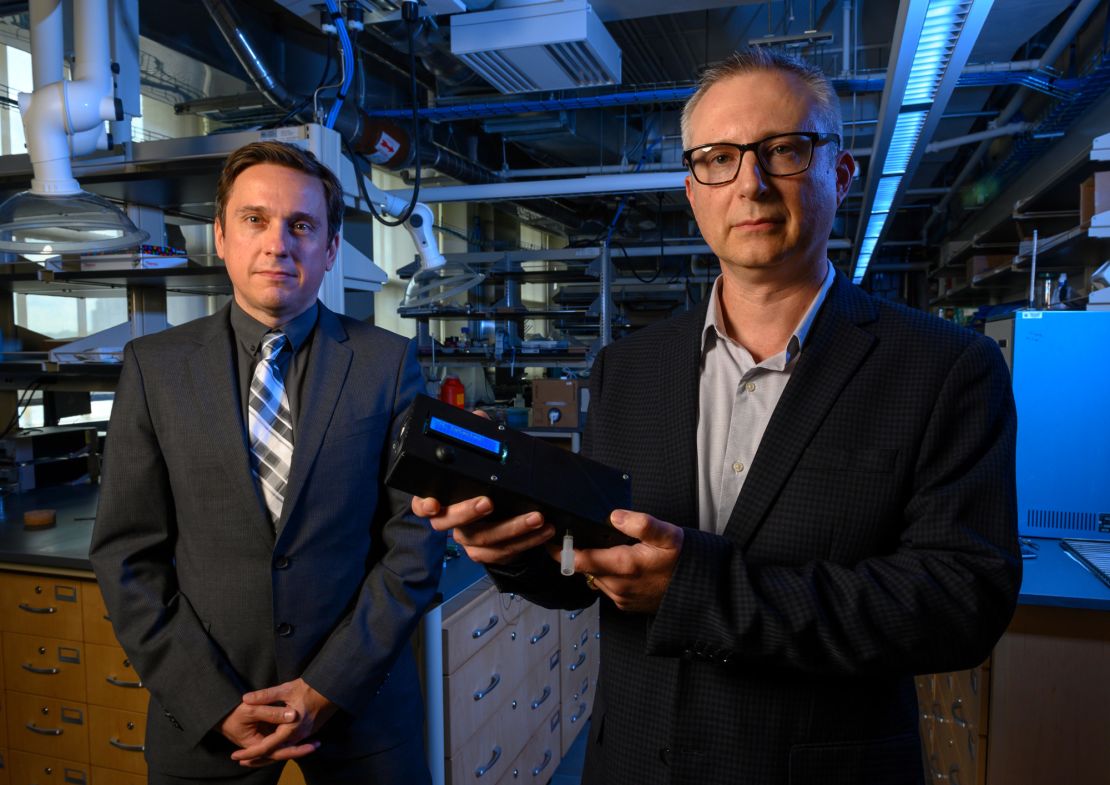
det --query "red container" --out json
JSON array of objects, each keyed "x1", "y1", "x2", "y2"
[{"x1": 439, "y1": 375, "x2": 465, "y2": 408}]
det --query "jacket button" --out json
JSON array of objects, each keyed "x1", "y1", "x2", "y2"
[
  {"x1": 276, "y1": 622, "x2": 294, "y2": 637},
  {"x1": 275, "y1": 556, "x2": 291, "y2": 569}
]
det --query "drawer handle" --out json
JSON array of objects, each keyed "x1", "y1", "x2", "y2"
[
  {"x1": 107, "y1": 675, "x2": 144, "y2": 689},
  {"x1": 951, "y1": 699, "x2": 968, "y2": 728},
  {"x1": 570, "y1": 702, "x2": 587, "y2": 724},
  {"x1": 26, "y1": 722, "x2": 63, "y2": 736},
  {"x1": 18, "y1": 602, "x2": 57, "y2": 615},
  {"x1": 567, "y1": 609, "x2": 583, "y2": 620},
  {"x1": 569, "y1": 652, "x2": 586, "y2": 672},
  {"x1": 473, "y1": 673, "x2": 501, "y2": 701},
  {"x1": 472, "y1": 615, "x2": 499, "y2": 639},
  {"x1": 531, "y1": 750, "x2": 553, "y2": 777},
  {"x1": 530, "y1": 685, "x2": 552, "y2": 710},
  {"x1": 530, "y1": 623, "x2": 550, "y2": 645},
  {"x1": 109, "y1": 737, "x2": 146, "y2": 753},
  {"x1": 22, "y1": 662, "x2": 60, "y2": 675},
  {"x1": 475, "y1": 745, "x2": 501, "y2": 778}
]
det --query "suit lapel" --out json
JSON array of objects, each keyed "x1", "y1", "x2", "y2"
[
  {"x1": 721, "y1": 275, "x2": 878, "y2": 548},
  {"x1": 278, "y1": 306, "x2": 352, "y2": 533},
  {"x1": 657, "y1": 302, "x2": 708, "y2": 527},
  {"x1": 186, "y1": 307, "x2": 274, "y2": 540}
]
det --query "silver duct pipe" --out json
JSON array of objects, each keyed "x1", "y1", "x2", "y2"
[
  {"x1": 925, "y1": 122, "x2": 1034, "y2": 154},
  {"x1": 962, "y1": 59, "x2": 1042, "y2": 73},
  {"x1": 923, "y1": 0, "x2": 1103, "y2": 238}
]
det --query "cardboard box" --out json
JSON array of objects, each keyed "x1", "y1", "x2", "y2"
[
  {"x1": 1080, "y1": 172, "x2": 1110, "y2": 226},
  {"x1": 967, "y1": 254, "x2": 1011, "y2": 281},
  {"x1": 531, "y1": 379, "x2": 580, "y2": 428}
]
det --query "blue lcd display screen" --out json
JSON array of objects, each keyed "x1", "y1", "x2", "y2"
[{"x1": 428, "y1": 416, "x2": 502, "y2": 457}]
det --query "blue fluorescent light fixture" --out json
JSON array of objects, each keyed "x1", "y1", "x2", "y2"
[
  {"x1": 903, "y1": 0, "x2": 970, "y2": 105},
  {"x1": 854, "y1": 235, "x2": 878, "y2": 283},
  {"x1": 853, "y1": 0, "x2": 992, "y2": 284},
  {"x1": 873, "y1": 176, "x2": 903, "y2": 214},
  {"x1": 883, "y1": 111, "x2": 927, "y2": 175}
]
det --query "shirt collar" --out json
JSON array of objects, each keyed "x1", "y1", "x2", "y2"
[
  {"x1": 701, "y1": 260, "x2": 835, "y2": 359},
  {"x1": 230, "y1": 300, "x2": 319, "y2": 358}
]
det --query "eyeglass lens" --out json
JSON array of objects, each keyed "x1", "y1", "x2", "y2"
[{"x1": 688, "y1": 134, "x2": 815, "y2": 184}]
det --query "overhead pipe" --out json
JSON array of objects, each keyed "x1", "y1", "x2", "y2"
[
  {"x1": 202, "y1": 0, "x2": 300, "y2": 115},
  {"x1": 202, "y1": 0, "x2": 497, "y2": 187},
  {"x1": 386, "y1": 171, "x2": 689, "y2": 203},
  {"x1": 962, "y1": 59, "x2": 1042, "y2": 73},
  {"x1": 22, "y1": 0, "x2": 120, "y2": 194},
  {"x1": 923, "y1": 0, "x2": 1103, "y2": 239},
  {"x1": 924, "y1": 122, "x2": 1034, "y2": 154}
]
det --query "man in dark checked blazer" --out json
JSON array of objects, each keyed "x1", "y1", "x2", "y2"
[
  {"x1": 91, "y1": 142, "x2": 444, "y2": 783},
  {"x1": 416, "y1": 49, "x2": 1021, "y2": 785}
]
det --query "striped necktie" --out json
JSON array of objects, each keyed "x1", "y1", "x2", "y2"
[{"x1": 248, "y1": 331, "x2": 294, "y2": 526}]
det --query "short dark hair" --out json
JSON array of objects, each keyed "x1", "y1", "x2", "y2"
[
  {"x1": 681, "y1": 49, "x2": 843, "y2": 149},
  {"x1": 215, "y1": 141, "x2": 344, "y2": 241}
]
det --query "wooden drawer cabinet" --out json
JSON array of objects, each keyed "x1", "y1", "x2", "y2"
[
  {"x1": 2, "y1": 635, "x2": 85, "y2": 703},
  {"x1": 5, "y1": 692, "x2": 88, "y2": 763},
  {"x1": 444, "y1": 621, "x2": 534, "y2": 753},
  {"x1": 8, "y1": 750, "x2": 89, "y2": 785},
  {"x1": 92, "y1": 766, "x2": 144, "y2": 785},
  {"x1": 428, "y1": 577, "x2": 585, "y2": 785},
  {"x1": 87, "y1": 706, "x2": 145, "y2": 776},
  {"x1": 559, "y1": 604, "x2": 599, "y2": 757},
  {"x1": 0, "y1": 572, "x2": 153, "y2": 785},
  {"x1": 0, "y1": 576, "x2": 83, "y2": 642},
  {"x1": 499, "y1": 706, "x2": 561, "y2": 785},
  {"x1": 441, "y1": 585, "x2": 523, "y2": 677},
  {"x1": 83, "y1": 646, "x2": 145, "y2": 714},
  {"x1": 78, "y1": 590, "x2": 116, "y2": 649}
]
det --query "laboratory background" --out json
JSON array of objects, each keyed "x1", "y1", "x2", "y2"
[{"x1": 0, "y1": 0, "x2": 1107, "y2": 783}]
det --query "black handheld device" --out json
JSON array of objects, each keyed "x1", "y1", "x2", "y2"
[{"x1": 385, "y1": 395, "x2": 635, "y2": 549}]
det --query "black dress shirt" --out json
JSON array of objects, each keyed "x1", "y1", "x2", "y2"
[{"x1": 229, "y1": 300, "x2": 319, "y2": 431}]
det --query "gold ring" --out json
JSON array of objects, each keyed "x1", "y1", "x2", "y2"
[{"x1": 584, "y1": 573, "x2": 599, "y2": 590}]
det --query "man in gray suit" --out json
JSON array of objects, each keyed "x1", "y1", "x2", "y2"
[
  {"x1": 91, "y1": 141, "x2": 444, "y2": 783},
  {"x1": 416, "y1": 50, "x2": 1020, "y2": 785}
]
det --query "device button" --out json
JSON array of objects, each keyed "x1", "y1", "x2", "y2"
[{"x1": 434, "y1": 445, "x2": 456, "y2": 463}]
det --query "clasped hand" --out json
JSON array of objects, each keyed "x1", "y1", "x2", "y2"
[
  {"x1": 219, "y1": 677, "x2": 336, "y2": 767},
  {"x1": 412, "y1": 496, "x2": 684, "y2": 614}
]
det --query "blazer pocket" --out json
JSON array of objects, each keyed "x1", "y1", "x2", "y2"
[
  {"x1": 796, "y1": 446, "x2": 898, "y2": 474},
  {"x1": 324, "y1": 411, "x2": 390, "y2": 444},
  {"x1": 789, "y1": 732, "x2": 921, "y2": 785}
]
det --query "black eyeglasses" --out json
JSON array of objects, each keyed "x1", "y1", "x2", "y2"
[{"x1": 682, "y1": 132, "x2": 840, "y2": 185}]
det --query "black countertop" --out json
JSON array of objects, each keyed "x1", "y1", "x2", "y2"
[
  {"x1": 2, "y1": 486, "x2": 1107, "y2": 611},
  {"x1": 0, "y1": 484, "x2": 489, "y2": 601},
  {"x1": 0, "y1": 484, "x2": 100, "y2": 571}
]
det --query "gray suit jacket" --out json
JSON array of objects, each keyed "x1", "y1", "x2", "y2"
[
  {"x1": 90, "y1": 302, "x2": 445, "y2": 775},
  {"x1": 491, "y1": 273, "x2": 1021, "y2": 785}
]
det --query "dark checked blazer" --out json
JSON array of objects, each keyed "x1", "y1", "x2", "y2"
[
  {"x1": 490, "y1": 272, "x2": 1021, "y2": 785},
  {"x1": 90, "y1": 302, "x2": 445, "y2": 776}
]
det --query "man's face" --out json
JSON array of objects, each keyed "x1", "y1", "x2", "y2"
[
  {"x1": 214, "y1": 163, "x2": 338, "y2": 327},
  {"x1": 683, "y1": 70, "x2": 854, "y2": 278}
]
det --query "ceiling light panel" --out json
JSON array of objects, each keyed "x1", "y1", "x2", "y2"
[{"x1": 451, "y1": 0, "x2": 622, "y2": 94}]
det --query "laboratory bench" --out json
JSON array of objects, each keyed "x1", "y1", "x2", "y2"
[{"x1": 0, "y1": 485, "x2": 600, "y2": 785}]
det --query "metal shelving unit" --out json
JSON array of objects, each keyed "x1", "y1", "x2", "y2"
[{"x1": 930, "y1": 134, "x2": 1110, "y2": 308}]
